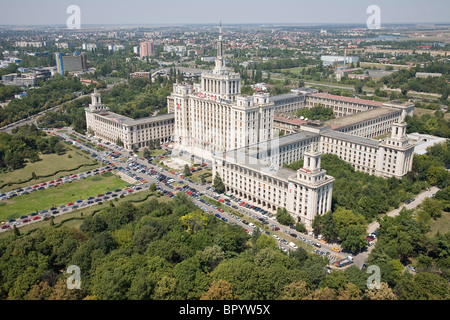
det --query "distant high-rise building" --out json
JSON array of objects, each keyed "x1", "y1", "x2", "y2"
[{"x1": 139, "y1": 41, "x2": 154, "y2": 59}]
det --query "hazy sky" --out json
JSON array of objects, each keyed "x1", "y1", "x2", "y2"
[{"x1": 0, "y1": 0, "x2": 449, "y2": 26}]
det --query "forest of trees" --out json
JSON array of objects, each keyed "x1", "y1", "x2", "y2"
[
  {"x1": 284, "y1": 142, "x2": 450, "y2": 253},
  {"x1": 0, "y1": 124, "x2": 66, "y2": 171},
  {"x1": 1, "y1": 192, "x2": 447, "y2": 300},
  {"x1": 406, "y1": 111, "x2": 450, "y2": 138},
  {"x1": 36, "y1": 96, "x2": 91, "y2": 134},
  {"x1": 0, "y1": 75, "x2": 96, "y2": 127},
  {"x1": 100, "y1": 77, "x2": 172, "y2": 119},
  {"x1": 380, "y1": 61, "x2": 450, "y2": 101},
  {"x1": 296, "y1": 105, "x2": 335, "y2": 122}
]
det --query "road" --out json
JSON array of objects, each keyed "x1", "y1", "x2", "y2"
[
  {"x1": 1, "y1": 127, "x2": 343, "y2": 264},
  {"x1": 8, "y1": 126, "x2": 438, "y2": 270},
  {"x1": 352, "y1": 186, "x2": 440, "y2": 269},
  {"x1": 63, "y1": 129, "x2": 348, "y2": 264}
]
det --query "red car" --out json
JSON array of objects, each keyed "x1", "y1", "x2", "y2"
[
  {"x1": 32, "y1": 185, "x2": 39, "y2": 188},
  {"x1": 71, "y1": 175, "x2": 77, "y2": 178},
  {"x1": 128, "y1": 189, "x2": 134, "y2": 193},
  {"x1": 1, "y1": 225, "x2": 11, "y2": 229},
  {"x1": 218, "y1": 208, "x2": 224, "y2": 212},
  {"x1": 56, "y1": 178, "x2": 62, "y2": 182},
  {"x1": 22, "y1": 219, "x2": 30, "y2": 223},
  {"x1": 40, "y1": 182, "x2": 47, "y2": 186},
  {"x1": 32, "y1": 216, "x2": 41, "y2": 220},
  {"x1": 68, "y1": 202, "x2": 74, "y2": 206}
]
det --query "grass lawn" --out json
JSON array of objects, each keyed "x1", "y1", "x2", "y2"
[
  {"x1": 427, "y1": 211, "x2": 450, "y2": 236},
  {"x1": 137, "y1": 149, "x2": 167, "y2": 158},
  {"x1": 0, "y1": 189, "x2": 170, "y2": 239},
  {"x1": 0, "y1": 172, "x2": 129, "y2": 221},
  {"x1": 0, "y1": 145, "x2": 101, "y2": 193},
  {"x1": 281, "y1": 66, "x2": 312, "y2": 76},
  {"x1": 189, "y1": 169, "x2": 212, "y2": 184}
]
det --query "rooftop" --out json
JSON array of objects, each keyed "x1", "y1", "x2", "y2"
[
  {"x1": 309, "y1": 93, "x2": 384, "y2": 108},
  {"x1": 270, "y1": 92, "x2": 304, "y2": 102},
  {"x1": 324, "y1": 107, "x2": 399, "y2": 129},
  {"x1": 322, "y1": 130, "x2": 381, "y2": 147},
  {"x1": 95, "y1": 111, "x2": 174, "y2": 126}
]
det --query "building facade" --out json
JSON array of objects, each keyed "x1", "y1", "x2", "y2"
[
  {"x1": 140, "y1": 41, "x2": 154, "y2": 59},
  {"x1": 85, "y1": 89, "x2": 174, "y2": 150},
  {"x1": 169, "y1": 25, "x2": 274, "y2": 161}
]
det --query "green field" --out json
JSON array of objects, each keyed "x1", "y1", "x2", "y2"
[
  {"x1": 0, "y1": 189, "x2": 171, "y2": 238},
  {"x1": 0, "y1": 144, "x2": 102, "y2": 193},
  {"x1": 0, "y1": 172, "x2": 129, "y2": 221},
  {"x1": 428, "y1": 211, "x2": 450, "y2": 236},
  {"x1": 189, "y1": 169, "x2": 212, "y2": 184},
  {"x1": 281, "y1": 66, "x2": 312, "y2": 75}
]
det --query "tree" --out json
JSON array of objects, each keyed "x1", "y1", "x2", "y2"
[
  {"x1": 276, "y1": 207, "x2": 295, "y2": 226},
  {"x1": 366, "y1": 282, "x2": 397, "y2": 300},
  {"x1": 282, "y1": 281, "x2": 311, "y2": 300},
  {"x1": 47, "y1": 278, "x2": 82, "y2": 300},
  {"x1": 180, "y1": 211, "x2": 208, "y2": 234},
  {"x1": 13, "y1": 225, "x2": 20, "y2": 236},
  {"x1": 295, "y1": 222, "x2": 306, "y2": 233},
  {"x1": 184, "y1": 164, "x2": 192, "y2": 177},
  {"x1": 339, "y1": 224, "x2": 367, "y2": 252},
  {"x1": 337, "y1": 283, "x2": 362, "y2": 300},
  {"x1": 255, "y1": 234, "x2": 277, "y2": 251},
  {"x1": 27, "y1": 281, "x2": 52, "y2": 300},
  {"x1": 419, "y1": 198, "x2": 443, "y2": 219},
  {"x1": 152, "y1": 276, "x2": 180, "y2": 300},
  {"x1": 143, "y1": 148, "x2": 150, "y2": 159},
  {"x1": 200, "y1": 280, "x2": 235, "y2": 300},
  {"x1": 308, "y1": 287, "x2": 336, "y2": 300},
  {"x1": 354, "y1": 82, "x2": 363, "y2": 94},
  {"x1": 213, "y1": 174, "x2": 225, "y2": 194}
]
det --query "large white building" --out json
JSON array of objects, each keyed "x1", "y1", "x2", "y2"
[
  {"x1": 85, "y1": 89, "x2": 174, "y2": 150},
  {"x1": 169, "y1": 24, "x2": 274, "y2": 161},
  {"x1": 85, "y1": 26, "x2": 417, "y2": 227}
]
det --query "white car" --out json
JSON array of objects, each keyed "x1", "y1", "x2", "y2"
[
  {"x1": 289, "y1": 242, "x2": 298, "y2": 249},
  {"x1": 273, "y1": 235, "x2": 280, "y2": 240},
  {"x1": 248, "y1": 223, "x2": 255, "y2": 228}
]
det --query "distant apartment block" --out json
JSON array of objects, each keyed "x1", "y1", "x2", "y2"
[
  {"x1": 415, "y1": 72, "x2": 442, "y2": 78},
  {"x1": 164, "y1": 45, "x2": 186, "y2": 56},
  {"x1": 82, "y1": 43, "x2": 98, "y2": 51},
  {"x1": 140, "y1": 41, "x2": 154, "y2": 58},
  {"x1": 321, "y1": 55, "x2": 359, "y2": 66}
]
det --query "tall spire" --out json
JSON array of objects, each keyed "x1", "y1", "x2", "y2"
[
  {"x1": 215, "y1": 22, "x2": 226, "y2": 72},
  {"x1": 217, "y1": 21, "x2": 223, "y2": 58}
]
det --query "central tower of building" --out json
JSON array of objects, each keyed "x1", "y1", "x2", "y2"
[
  {"x1": 170, "y1": 23, "x2": 274, "y2": 161},
  {"x1": 199, "y1": 22, "x2": 241, "y2": 103}
]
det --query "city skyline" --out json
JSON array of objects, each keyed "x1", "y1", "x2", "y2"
[{"x1": 0, "y1": 0, "x2": 449, "y2": 26}]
